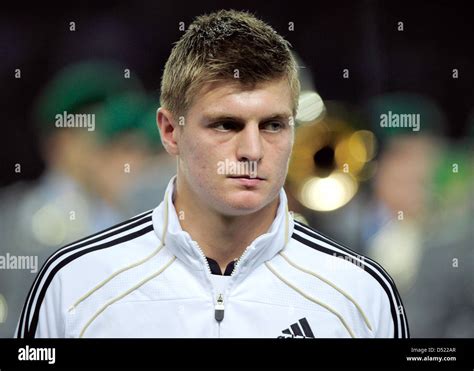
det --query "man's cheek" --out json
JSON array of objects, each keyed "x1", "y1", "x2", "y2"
[
  {"x1": 189, "y1": 150, "x2": 214, "y2": 179},
  {"x1": 272, "y1": 144, "x2": 292, "y2": 168}
]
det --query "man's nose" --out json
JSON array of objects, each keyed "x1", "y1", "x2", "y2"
[{"x1": 236, "y1": 124, "x2": 263, "y2": 162}]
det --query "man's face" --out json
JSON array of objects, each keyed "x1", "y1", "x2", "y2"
[{"x1": 175, "y1": 77, "x2": 294, "y2": 216}]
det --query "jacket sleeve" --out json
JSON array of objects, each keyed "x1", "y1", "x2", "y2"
[
  {"x1": 15, "y1": 271, "x2": 65, "y2": 338},
  {"x1": 373, "y1": 280, "x2": 410, "y2": 338}
]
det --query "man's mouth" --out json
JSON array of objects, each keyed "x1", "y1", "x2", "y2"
[
  {"x1": 227, "y1": 175, "x2": 266, "y2": 187},
  {"x1": 228, "y1": 175, "x2": 265, "y2": 180}
]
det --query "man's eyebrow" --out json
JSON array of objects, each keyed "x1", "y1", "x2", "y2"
[{"x1": 203, "y1": 112, "x2": 292, "y2": 123}]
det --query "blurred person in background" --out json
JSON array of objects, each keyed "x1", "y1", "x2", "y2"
[
  {"x1": 361, "y1": 94, "x2": 473, "y2": 337},
  {"x1": 0, "y1": 60, "x2": 175, "y2": 336},
  {"x1": 356, "y1": 93, "x2": 445, "y2": 293},
  {"x1": 402, "y1": 135, "x2": 474, "y2": 337},
  {"x1": 367, "y1": 133, "x2": 441, "y2": 293}
]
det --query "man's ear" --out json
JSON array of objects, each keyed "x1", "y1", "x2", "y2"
[{"x1": 157, "y1": 107, "x2": 180, "y2": 156}]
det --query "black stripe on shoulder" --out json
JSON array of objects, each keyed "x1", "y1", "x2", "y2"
[
  {"x1": 26, "y1": 223, "x2": 154, "y2": 338},
  {"x1": 62, "y1": 210, "x2": 153, "y2": 250},
  {"x1": 25, "y1": 222, "x2": 154, "y2": 338},
  {"x1": 292, "y1": 221, "x2": 408, "y2": 338},
  {"x1": 294, "y1": 221, "x2": 398, "y2": 288},
  {"x1": 293, "y1": 221, "x2": 409, "y2": 338},
  {"x1": 18, "y1": 211, "x2": 153, "y2": 338},
  {"x1": 294, "y1": 221, "x2": 410, "y2": 338},
  {"x1": 292, "y1": 231, "x2": 401, "y2": 338}
]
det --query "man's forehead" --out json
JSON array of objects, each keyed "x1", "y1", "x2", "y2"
[
  {"x1": 191, "y1": 78, "x2": 293, "y2": 119},
  {"x1": 201, "y1": 110, "x2": 293, "y2": 122},
  {"x1": 197, "y1": 77, "x2": 289, "y2": 97}
]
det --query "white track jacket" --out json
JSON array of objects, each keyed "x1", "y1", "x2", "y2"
[{"x1": 16, "y1": 176, "x2": 409, "y2": 338}]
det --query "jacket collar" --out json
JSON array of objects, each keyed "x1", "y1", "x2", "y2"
[{"x1": 152, "y1": 175, "x2": 294, "y2": 282}]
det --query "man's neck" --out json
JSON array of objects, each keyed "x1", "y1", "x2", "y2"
[{"x1": 173, "y1": 179, "x2": 280, "y2": 274}]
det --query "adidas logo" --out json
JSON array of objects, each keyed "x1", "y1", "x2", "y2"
[{"x1": 278, "y1": 317, "x2": 315, "y2": 338}]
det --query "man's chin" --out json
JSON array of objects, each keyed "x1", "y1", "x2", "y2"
[{"x1": 216, "y1": 193, "x2": 272, "y2": 216}]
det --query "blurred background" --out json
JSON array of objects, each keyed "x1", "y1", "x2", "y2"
[{"x1": 0, "y1": 0, "x2": 472, "y2": 338}]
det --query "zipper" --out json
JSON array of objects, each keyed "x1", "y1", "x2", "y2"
[
  {"x1": 230, "y1": 244, "x2": 253, "y2": 276},
  {"x1": 215, "y1": 293, "x2": 225, "y2": 322},
  {"x1": 192, "y1": 240, "x2": 253, "y2": 335},
  {"x1": 215, "y1": 293, "x2": 224, "y2": 338},
  {"x1": 191, "y1": 241, "x2": 225, "y2": 337},
  {"x1": 192, "y1": 240, "x2": 213, "y2": 275}
]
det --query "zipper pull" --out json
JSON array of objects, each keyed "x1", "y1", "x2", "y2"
[{"x1": 214, "y1": 294, "x2": 225, "y2": 322}]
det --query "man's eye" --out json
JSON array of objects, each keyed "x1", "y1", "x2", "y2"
[
  {"x1": 263, "y1": 121, "x2": 283, "y2": 132},
  {"x1": 212, "y1": 122, "x2": 236, "y2": 131}
]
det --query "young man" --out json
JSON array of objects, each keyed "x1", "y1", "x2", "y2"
[{"x1": 16, "y1": 10, "x2": 409, "y2": 338}]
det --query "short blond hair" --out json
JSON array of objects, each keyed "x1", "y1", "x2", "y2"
[{"x1": 160, "y1": 9, "x2": 300, "y2": 118}]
